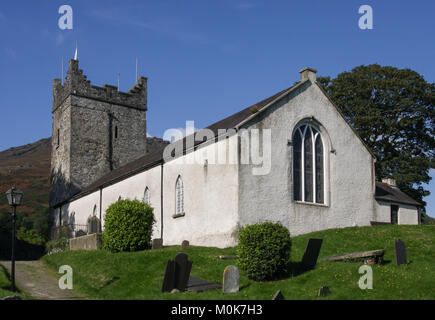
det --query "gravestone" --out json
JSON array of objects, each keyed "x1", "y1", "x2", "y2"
[
  {"x1": 395, "y1": 239, "x2": 407, "y2": 266},
  {"x1": 222, "y1": 265, "x2": 239, "y2": 294},
  {"x1": 272, "y1": 290, "x2": 284, "y2": 300},
  {"x1": 301, "y1": 238, "x2": 323, "y2": 270},
  {"x1": 152, "y1": 238, "x2": 163, "y2": 250},
  {"x1": 318, "y1": 286, "x2": 330, "y2": 297},
  {"x1": 161, "y1": 253, "x2": 193, "y2": 292},
  {"x1": 181, "y1": 240, "x2": 190, "y2": 250},
  {"x1": 174, "y1": 253, "x2": 193, "y2": 292},
  {"x1": 161, "y1": 260, "x2": 176, "y2": 292}
]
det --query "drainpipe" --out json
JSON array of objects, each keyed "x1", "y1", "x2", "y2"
[
  {"x1": 160, "y1": 162, "x2": 164, "y2": 240},
  {"x1": 99, "y1": 187, "x2": 103, "y2": 232}
]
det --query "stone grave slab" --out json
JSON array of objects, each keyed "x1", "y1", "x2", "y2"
[
  {"x1": 395, "y1": 239, "x2": 407, "y2": 266},
  {"x1": 323, "y1": 249, "x2": 385, "y2": 264},
  {"x1": 174, "y1": 253, "x2": 193, "y2": 292},
  {"x1": 152, "y1": 238, "x2": 163, "y2": 250},
  {"x1": 301, "y1": 238, "x2": 323, "y2": 270},
  {"x1": 187, "y1": 276, "x2": 221, "y2": 293},
  {"x1": 223, "y1": 265, "x2": 239, "y2": 294}
]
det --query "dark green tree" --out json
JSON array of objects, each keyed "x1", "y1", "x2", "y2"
[{"x1": 318, "y1": 64, "x2": 434, "y2": 208}]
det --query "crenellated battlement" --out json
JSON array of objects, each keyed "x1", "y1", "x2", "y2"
[{"x1": 53, "y1": 59, "x2": 147, "y2": 112}]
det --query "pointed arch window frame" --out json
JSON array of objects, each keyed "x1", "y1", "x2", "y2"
[
  {"x1": 293, "y1": 122, "x2": 326, "y2": 205},
  {"x1": 173, "y1": 175, "x2": 185, "y2": 218},
  {"x1": 144, "y1": 187, "x2": 151, "y2": 205}
]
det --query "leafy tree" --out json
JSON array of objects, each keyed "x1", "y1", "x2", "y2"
[{"x1": 318, "y1": 64, "x2": 434, "y2": 207}]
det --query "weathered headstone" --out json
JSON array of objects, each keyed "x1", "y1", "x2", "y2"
[
  {"x1": 223, "y1": 265, "x2": 239, "y2": 294},
  {"x1": 174, "y1": 253, "x2": 193, "y2": 292},
  {"x1": 161, "y1": 253, "x2": 193, "y2": 292},
  {"x1": 318, "y1": 286, "x2": 330, "y2": 297},
  {"x1": 181, "y1": 240, "x2": 190, "y2": 250},
  {"x1": 301, "y1": 238, "x2": 323, "y2": 270},
  {"x1": 272, "y1": 290, "x2": 284, "y2": 300},
  {"x1": 161, "y1": 260, "x2": 176, "y2": 292},
  {"x1": 395, "y1": 239, "x2": 407, "y2": 266},
  {"x1": 152, "y1": 238, "x2": 163, "y2": 250}
]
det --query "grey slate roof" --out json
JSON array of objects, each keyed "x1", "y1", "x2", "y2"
[
  {"x1": 375, "y1": 182, "x2": 422, "y2": 207},
  {"x1": 68, "y1": 83, "x2": 297, "y2": 202}
]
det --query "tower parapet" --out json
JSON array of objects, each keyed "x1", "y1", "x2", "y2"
[{"x1": 53, "y1": 59, "x2": 147, "y2": 112}]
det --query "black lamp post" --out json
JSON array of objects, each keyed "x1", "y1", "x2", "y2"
[{"x1": 5, "y1": 187, "x2": 23, "y2": 292}]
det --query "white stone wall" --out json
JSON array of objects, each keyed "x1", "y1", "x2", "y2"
[
  {"x1": 63, "y1": 190, "x2": 101, "y2": 234},
  {"x1": 58, "y1": 136, "x2": 239, "y2": 248},
  {"x1": 162, "y1": 136, "x2": 239, "y2": 248},
  {"x1": 374, "y1": 201, "x2": 419, "y2": 225},
  {"x1": 101, "y1": 165, "x2": 162, "y2": 238},
  {"x1": 374, "y1": 201, "x2": 391, "y2": 223},
  {"x1": 398, "y1": 204, "x2": 419, "y2": 225},
  {"x1": 238, "y1": 81, "x2": 376, "y2": 237}
]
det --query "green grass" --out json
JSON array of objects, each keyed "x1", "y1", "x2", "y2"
[
  {"x1": 0, "y1": 264, "x2": 27, "y2": 299},
  {"x1": 42, "y1": 225, "x2": 435, "y2": 300}
]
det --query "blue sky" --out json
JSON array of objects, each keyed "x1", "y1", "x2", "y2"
[{"x1": 0, "y1": 0, "x2": 434, "y2": 216}]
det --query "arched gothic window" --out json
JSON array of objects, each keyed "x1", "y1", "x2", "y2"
[
  {"x1": 175, "y1": 176, "x2": 184, "y2": 215},
  {"x1": 293, "y1": 123, "x2": 324, "y2": 204},
  {"x1": 144, "y1": 187, "x2": 150, "y2": 205}
]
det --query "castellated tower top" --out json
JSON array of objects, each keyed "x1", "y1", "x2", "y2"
[{"x1": 52, "y1": 59, "x2": 147, "y2": 112}]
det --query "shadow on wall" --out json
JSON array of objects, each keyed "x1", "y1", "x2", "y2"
[
  {"x1": 0, "y1": 231, "x2": 45, "y2": 260},
  {"x1": 49, "y1": 168, "x2": 82, "y2": 208}
]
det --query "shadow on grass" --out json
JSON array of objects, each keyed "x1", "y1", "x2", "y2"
[{"x1": 0, "y1": 264, "x2": 24, "y2": 295}]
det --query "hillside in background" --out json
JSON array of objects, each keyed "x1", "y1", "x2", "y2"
[
  {"x1": 0, "y1": 138, "x2": 51, "y2": 216},
  {"x1": 0, "y1": 136, "x2": 169, "y2": 243}
]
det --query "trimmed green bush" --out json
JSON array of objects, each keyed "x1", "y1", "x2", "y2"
[
  {"x1": 237, "y1": 222, "x2": 291, "y2": 281},
  {"x1": 103, "y1": 199, "x2": 155, "y2": 252}
]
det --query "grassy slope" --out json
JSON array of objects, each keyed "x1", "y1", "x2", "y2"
[
  {"x1": 42, "y1": 225, "x2": 435, "y2": 300},
  {"x1": 0, "y1": 264, "x2": 27, "y2": 299}
]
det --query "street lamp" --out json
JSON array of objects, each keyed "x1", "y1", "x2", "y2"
[{"x1": 5, "y1": 187, "x2": 23, "y2": 292}]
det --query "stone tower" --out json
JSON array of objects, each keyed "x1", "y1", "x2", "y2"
[{"x1": 50, "y1": 59, "x2": 148, "y2": 208}]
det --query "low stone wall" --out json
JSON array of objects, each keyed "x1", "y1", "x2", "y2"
[{"x1": 69, "y1": 233, "x2": 102, "y2": 251}]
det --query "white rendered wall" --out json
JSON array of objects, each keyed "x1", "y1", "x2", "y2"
[
  {"x1": 65, "y1": 190, "x2": 101, "y2": 228},
  {"x1": 101, "y1": 165, "x2": 162, "y2": 238},
  {"x1": 162, "y1": 135, "x2": 239, "y2": 248},
  {"x1": 374, "y1": 201, "x2": 419, "y2": 225},
  {"x1": 398, "y1": 204, "x2": 419, "y2": 225},
  {"x1": 238, "y1": 81, "x2": 376, "y2": 237},
  {"x1": 374, "y1": 201, "x2": 391, "y2": 223}
]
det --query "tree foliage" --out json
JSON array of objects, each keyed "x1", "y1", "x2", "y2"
[{"x1": 318, "y1": 64, "x2": 434, "y2": 206}]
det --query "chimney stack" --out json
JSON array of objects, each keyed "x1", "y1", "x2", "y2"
[
  {"x1": 382, "y1": 178, "x2": 397, "y2": 187},
  {"x1": 299, "y1": 67, "x2": 317, "y2": 82}
]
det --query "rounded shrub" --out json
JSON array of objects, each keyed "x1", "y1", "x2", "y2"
[
  {"x1": 103, "y1": 199, "x2": 155, "y2": 252},
  {"x1": 237, "y1": 222, "x2": 291, "y2": 281}
]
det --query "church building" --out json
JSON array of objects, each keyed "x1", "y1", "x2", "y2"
[{"x1": 50, "y1": 60, "x2": 421, "y2": 248}]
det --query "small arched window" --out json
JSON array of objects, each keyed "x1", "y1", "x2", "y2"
[
  {"x1": 293, "y1": 123, "x2": 324, "y2": 204},
  {"x1": 175, "y1": 176, "x2": 184, "y2": 215},
  {"x1": 144, "y1": 187, "x2": 150, "y2": 205}
]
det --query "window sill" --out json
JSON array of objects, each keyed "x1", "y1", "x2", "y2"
[
  {"x1": 172, "y1": 213, "x2": 185, "y2": 219},
  {"x1": 295, "y1": 201, "x2": 328, "y2": 208}
]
